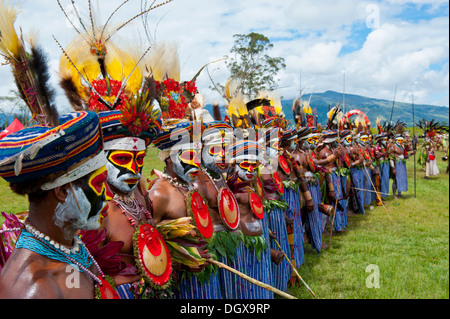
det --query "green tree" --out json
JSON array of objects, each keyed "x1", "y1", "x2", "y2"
[{"x1": 219, "y1": 32, "x2": 286, "y2": 100}]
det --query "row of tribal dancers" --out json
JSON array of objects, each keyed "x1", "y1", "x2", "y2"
[
  {"x1": 0, "y1": 0, "x2": 417, "y2": 299},
  {"x1": 0, "y1": 113, "x2": 415, "y2": 299}
]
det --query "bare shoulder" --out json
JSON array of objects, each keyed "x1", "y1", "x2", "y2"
[{"x1": 0, "y1": 249, "x2": 64, "y2": 299}]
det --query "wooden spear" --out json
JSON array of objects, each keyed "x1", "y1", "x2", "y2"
[
  {"x1": 268, "y1": 230, "x2": 319, "y2": 299},
  {"x1": 207, "y1": 259, "x2": 297, "y2": 300},
  {"x1": 362, "y1": 165, "x2": 393, "y2": 223}
]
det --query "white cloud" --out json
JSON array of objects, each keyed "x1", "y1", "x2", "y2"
[{"x1": 0, "y1": 0, "x2": 448, "y2": 116}]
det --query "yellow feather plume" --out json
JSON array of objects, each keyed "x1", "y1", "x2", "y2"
[
  {"x1": 228, "y1": 94, "x2": 247, "y2": 118},
  {"x1": 59, "y1": 34, "x2": 143, "y2": 102},
  {"x1": 145, "y1": 41, "x2": 180, "y2": 82},
  {"x1": 302, "y1": 101, "x2": 312, "y2": 115},
  {"x1": 224, "y1": 77, "x2": 240, "y2": 100},
  {"x1": 256, "y1": 90, "x2": 283, "y2": 115},
  {"x1": 0, "y1": 0, "x2": 21, "y2": 60}
]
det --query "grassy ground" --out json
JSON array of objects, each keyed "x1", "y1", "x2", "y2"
[
  {"x1": 1, "y1": 148, "x2": 448, "y2": 299},
  {"x1": 288, "y1": 150, "x2": 449, "y2": 299}
]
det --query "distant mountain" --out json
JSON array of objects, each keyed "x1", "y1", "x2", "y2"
[
  {"x1": 205, "y1": 90, "x2": 449, "y2": 127},
  {"x1": 282, "y1": 90, "x2": 449, "y2": 127}
]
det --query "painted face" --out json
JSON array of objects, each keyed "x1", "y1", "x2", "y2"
[
  {"x1": 342, "y1": 135, "x2": 352, "y2": 147},
  {"x1": 106, "y1": 150, "x2": 146, "y2": 194},
  {"x1": 172, "y1": 148, "x2": 201, "y2": 184},
  {"x1": 396, "y1": 138, "x2": 404, "y2": 146},
  {"x1": 82, "y1": 166, "x2": 113, "y2": 221},
  {"x1": 265, "y1": 139, "x2": 279, "y2": 159},
  {"x1": 202, "y1": 144, "x2": 229, "y2": 175},
  {"x1": 236, "y1": 161, "x2": 258, "y2": 181},
  {"x1": 360, "y1": 135, "x2": 369, "y2": 144},
  {"x1": 54, "y1": 166, "x2": 112, "y2": 238},
  {"x1": 289, "y1": 139, "x2": 297, "y2": 151}
]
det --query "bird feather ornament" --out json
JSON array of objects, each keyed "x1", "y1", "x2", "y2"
[
  {"x1": 327, "y1": 104, "x2": 343, "y2": 130},
  {"x1": 0, "y1": 0, "x2": 58, "y2": 126},
  {"x1": 224, "y1": 77, "x2": 240, "y2": 101},
  {"x1": 292, "y1": 98, "x2": 302, "y2": 126},
  {"x1": 227, "y1": 94, "x2": 251, "y2": 129},
  {"x1": 57, "y1": 0, "x2": 174, "y2": 112}
]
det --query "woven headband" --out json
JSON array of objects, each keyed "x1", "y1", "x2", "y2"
[{"x1": 41, "y1": 151, "x2": 107, "y2": 190}]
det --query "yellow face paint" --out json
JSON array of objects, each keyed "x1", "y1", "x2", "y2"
[
  {"x1": 88, "y1": 166, "x2": 113, "y2": 200},
  {"x1": 238, "y1": 161, "x2": 258, "y2": 173},
  {"x1": 179, "y1": 149, "x2": 201, "y2": 168},
  {"x1": 108, "y1": 150, "x2": 146, "y2": 175}
]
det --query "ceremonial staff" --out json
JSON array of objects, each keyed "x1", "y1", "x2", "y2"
[
  {"x1": 412, "y1": 91, "x2": 417, "y2": 198},
  {"x1": 269, "y1": 230, "x2": 319, "y2": 299},
  {"x1": 389, "y1": 85, "x2": 398, "y2": 123}
]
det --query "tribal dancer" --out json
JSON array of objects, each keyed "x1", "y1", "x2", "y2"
[
  {"x1": 57, "y1": 8, "x2": 175, "y2": 297},
  {"x1": 259, "y1": 124, "x2": 292, "y2": 292},
  {"x1": 0, "y1": 3, "x2": 118, "y2": 299},
  {"x1": 389, "y1": 122, "x2": 415, "y2": 198},
  {"x1": 317, "y1": 130, "x2": 346, "y2": 233},
  {"x1": 349, "y1": 131, "x2": 366, "y2": 214},
  {"x1": 279, "y1": 126, "x2": 305, "y2": 285},
  {"x1": 251, "y1": 96, "x2": 291, "y2": 292},
  {"x1": 227, "y1": 138, "x2": 273, "y2": 299},
  {"x1": 417, "y1": 119, "x2": 443, "y2": 179},
  {"x1": 296, "y1": 127, "x2": 327, "y2": 252},
  {"x1": 357, "y1": 130, "x2": 375, "y2": 207},
  {"x1": 373, "y1": 133, "x2": 390, "y2": 203},
  {"x1": 221, "y1": 92, "x2": 273, "y2": 299},
  {"x1": 196, "y1": 121, "x2": 240, "y2": 299},
  {"x1": 150, "y1": 120, "x2": 219, "y2": 299}
]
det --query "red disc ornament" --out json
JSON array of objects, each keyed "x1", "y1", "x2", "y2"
[
  {"x1": 344, "y1": 153, "x2": 352, "y2": 168},
  {"x1": 273, "y1": 172, "x2": 285, "y2": 195},
  {"x1": 249, "y1": 192, "x2": 265, "y2": 219},
  {"x1": 254, "y1": 176, "x2": 264, "y2": 198},
  {"x1": 134, "y1": 223, "x2": 172, "y2": 288},
  {"x1": 218, "y1": 187, "x2": 240, "y2": 230},
  {"x1": 307, "y1": 155, "x2": 316, "y2": 173},
  {"x1": 96, "y1": 276, "x2": 120, "y2": 299},
  {"x1": 370, "y1": 148, "x2": 375, "y2": 159},
  {"x1": 364, "y1": 150, "x2": 370, "y2": 160},
  {"x1": 279, "y1": 155, "x2": 291, "y2": 175},
  {"x1": 189, "y1": 191, "x2": 214, "y2": 239}
]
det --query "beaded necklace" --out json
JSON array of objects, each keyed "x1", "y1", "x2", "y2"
[
  {"x1": 161, "y1": 172, "x2": 193, "y2": 195},
  {"x1": 113, "y1": 192, "x2": 152, "y2": 228},
  {"x1": 15, "y1": 222, "x2": 104, "y2": 286}
]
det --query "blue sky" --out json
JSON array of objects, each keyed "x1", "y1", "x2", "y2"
[{"x1": 1, "y1": 0, "x2": 448, "y2": 116}]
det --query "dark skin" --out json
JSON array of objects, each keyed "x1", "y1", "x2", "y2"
[
  {"x1": 99, "y1": 154, "x2": 153, "y2": 287},
  {"x1": 293, "y1": 143, "x2": 316, "y2": 212},
  {"x1": 0, "y1": 185, "x2": 98, "y2": 299},
  {"x1": 193, "y1": 168, "x2": 233, "y2": 231},
  {"x1": 229, "y1": 163, "x2": 263, "y2": 237},
  {"x1": 318, "y1": 143, "x2": 345, "y2": 202},
  {"x1": 259, "y1": 156, "x2": 286, "y2": 265},
  {"x1": 147, "y1": 158, "x2": 211, "y2": 272}
]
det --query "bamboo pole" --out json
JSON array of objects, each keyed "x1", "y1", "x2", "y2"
[
  {"x1": 350, "y1": 187, "x2": 390, "y2": 196},
  {"x1": 363, "y1": 165, "x2": 393, "y2": 223},
  {"x1": 269, "y1": 230, "x2": 319, "y2": 299},
  {"x1": 207, "y1": 259, "x2": 297, "y2": 300}
]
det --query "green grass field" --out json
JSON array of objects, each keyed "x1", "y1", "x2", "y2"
[{"x1": 1, "y1": 147, "x2": 448, "y2": 299}]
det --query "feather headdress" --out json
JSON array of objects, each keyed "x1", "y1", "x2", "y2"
[
  {"x1": 327, "y1": 104, "x2": 344, "y2": 130},
  {"x1": 227, "y1": 94, "x2": 252, "y2": 129},
  {"x1": 292, "y1": 97, "x2": 315, "y2": 127},
  {"x1": 57, "y1": 0, "x2": 173, "y2": 112},
  {"x1": 416, "y1": 118, "x2": 444, "y2": 139},
  {"x1": 145, "y1": 42, "x2": 198, "y2": 122},
  {"x1": 58, "y1": 1, "x2": 164, "y2": 143},
  {"x1": 0, "y1": 0, "x2": 58, "y2": 126}
]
